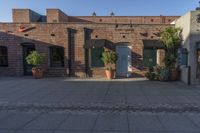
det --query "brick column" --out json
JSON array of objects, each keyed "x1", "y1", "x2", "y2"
[{"x1": 73, "y1": 28, "x2": 86, "y2": 77}]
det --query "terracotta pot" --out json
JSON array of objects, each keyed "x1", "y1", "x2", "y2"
[
  {"x1": 32, "y1": 68, "x2": 43, "y2": 79},
  {"x1": 105, "y1": 70, "x2": 114, "y2": 79},
  {"x1": 170, "y1": 68, "x2": 179, "y2": 81}
]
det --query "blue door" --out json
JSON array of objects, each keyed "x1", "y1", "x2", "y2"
[{"x1": 116, "y1": 46, "x2": 131, "y2": 77}]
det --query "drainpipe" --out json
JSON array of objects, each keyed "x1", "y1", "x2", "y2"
[{"x1": 188, "y1": 66, "x2": 191, "y2": 85}]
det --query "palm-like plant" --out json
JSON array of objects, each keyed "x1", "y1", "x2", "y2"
[
  {"x1": 101, "y1": 51, "x2": 118, "y2": 70},
  {"x1": 160, "y1": 27, "x2": 182, "y2": 68},
  {"x1": 160, "y1": 27, "x2": 182, "y2": 49}
]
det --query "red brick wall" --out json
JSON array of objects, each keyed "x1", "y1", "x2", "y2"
[
  {"x1": 12, "y1": 9, "x2": 179, "y2": 24},
  {"x1": 0, "y1": 23, "x2": 171, "y2": 77},
  {"x1": 74, "y1": 16, "x2": 179, "y2": 24},
  {"x1": 47, "y1": 9, "x2": 69, "y2": 23},
  {"x1": 13, "y1": 9, "x2": 42, "y2": 23},
  {"x1": 12, "y1": 9, "x2": 30, "y2": 23}
]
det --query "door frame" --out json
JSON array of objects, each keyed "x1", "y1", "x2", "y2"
[
  {"x1": 22, "y1": 43, "x2": 35, "y2": 75},
  {"x1": 116, "y1": 44, "x2": 132, "y2": 77}
]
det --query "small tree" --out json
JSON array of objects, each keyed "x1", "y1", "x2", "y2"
[
  {"x1": 26, "y1": 51, "x2": 43, "y2": 69},
  {"x1": 160, "y1": 27, "x2": 182, "y2": 68},
  {"x1": 101, "y1": 51, "x2": 118, "y2": 70},
  {"x1": 160, "y1": 27, "x2": 182, "y2": 49}
]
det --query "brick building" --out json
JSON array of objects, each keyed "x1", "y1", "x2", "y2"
[{"x1": 0, "y1": 9, "x2": 179, "y2": 78}]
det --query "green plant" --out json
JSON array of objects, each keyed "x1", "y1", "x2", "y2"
[
  {"x1": 160, "y1": 27, "x2": 182, "y2": 68},
  {"x1": 101, "y1": 50, "x2": 118, "y2": 70},
  {"x1": 26, "y1": 51, "x2": 43, "y2": 69},
  {"x1": 145, "y1": 67, "x2": 156, "y2": 80},
  {"x1": 160, "y1": 27, "x2": 182, "y2": 49},
  {"x1": 159, "y1": 68, "x2": 170, "y2": 81},
  {"x1": 153, "y1": 65, "x2": 162, "y2": 80},
  {"x1": 145, "y1": 72, "x2": 156, "y2": 80},
  {"x1": 164, "y1": 53, "x2": 176, "y2": 68}
]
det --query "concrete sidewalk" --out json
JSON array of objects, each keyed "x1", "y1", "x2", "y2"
[
  {"x1": 0, "y1": 77, "x2": 200, "y2": 133},
  {"x1": 0, "y1": 77, "x2": 200, "y2": 107}
]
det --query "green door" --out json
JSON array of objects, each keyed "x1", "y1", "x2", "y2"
[
  {"x1": 143, "y1": 49, "x2": 157, "y2": 67},
  {"x1": 90, "y1": 48, "x2": 104, "y2": 68}
]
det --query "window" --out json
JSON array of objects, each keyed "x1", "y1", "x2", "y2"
[
  {"x1": 90, "y1": 48, "x2": 104, "y2": 68},
  {"x1": 182, "y1": 53, "x2": 188, "y2": 66},
  {"x1": 177, "y1": 48, "x2": 188, "y2": 66},
  {"x1": 0, "y1": 46, "x2": 8, "y2": 67},
  {"x1": 143, "y1": 49, "x2": 157, "y2": 67},
  {"x1": 178, "y1": 52, "x2": 188, "y2": 66},
  {"x1": 50, "y1": 46, "x2": 64, "y2": 67}
]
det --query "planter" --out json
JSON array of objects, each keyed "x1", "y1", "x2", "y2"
[
  {"x1": 105, "y1": 70, "x2": 114, "y2": 79},
  {"x1": 32, "y1": 68, "x2": 43, "y2": 79},
  {"x1": 170, "y1": 68, "x2": 179, "y2": 81}
]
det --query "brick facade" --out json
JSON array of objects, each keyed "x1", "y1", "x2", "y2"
[{"x1": 0, "y1": 9, "x2": 179, "y2": 78}]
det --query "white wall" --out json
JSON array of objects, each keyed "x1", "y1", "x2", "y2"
[
  {"x1": 176, "y1": 10, "x2": 200, "y2": 84},
  {"x1": 175, "y1": 12, "x2": 191, "y2": 84}
]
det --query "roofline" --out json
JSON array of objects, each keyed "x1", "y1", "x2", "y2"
[
  {"x1": 0, "y1": 22, "x2": 175, "y2": 26},
  {"x1": 73, "y1": 16, "x2": 180, "y2": 17}
]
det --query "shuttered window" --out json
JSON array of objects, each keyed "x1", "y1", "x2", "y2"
[
  {"x1": 0, "y1": 46, "x2": 8, "y2": 67},
  {"x1": 90, "y1": 48, "x2": 104, "y2": 68}
]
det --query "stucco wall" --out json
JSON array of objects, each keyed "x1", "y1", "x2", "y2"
[
  {"x1": 189, "y1": 10, "x2": 200, "y2": 84},
  {"x1": 175, "y1": 12, "x2": 191, "y2": 84},
  {"x1": 176, "y1": 10, "x2": 200, "y2": 84}
]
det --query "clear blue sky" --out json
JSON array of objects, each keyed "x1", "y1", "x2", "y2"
[{"x1": 0, "y1": 0, "x2": 198, "y2": 22}]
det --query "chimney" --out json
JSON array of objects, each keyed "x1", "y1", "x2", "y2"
[
  {"x1": 47, "y1": 9, "x2": 68, "y2": 23},
  {"x1": 12, "y1": 9, "x2": 43, "y2": 23}
]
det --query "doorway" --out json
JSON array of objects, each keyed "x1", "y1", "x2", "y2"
[
  {"x1": 116, "y1": 45, "x2": 131, "y2": 77},
  {"x1": 143, "y1": 49, "x2": 157, "y2": 67},
  {"x1": 23, "y1": 45, "x2": 35, "y2": 75}
]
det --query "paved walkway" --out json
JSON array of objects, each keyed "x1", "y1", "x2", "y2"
[{"x1": 0, "y1": 77, "x2": 200, "y2": 133}]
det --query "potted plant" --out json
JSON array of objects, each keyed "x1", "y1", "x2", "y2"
[
  {"x1": 26, "y1": 51, "x2": 44, "y2": 79},
  {"x1": 145, "y1": 67, "x2": 156, "y2": 80},
  {"x1": 160, "y1": 27, "x2": 182, "y2": 81},
  {"x1": 101, "y1": 50, "x2": 118, "y2": 79},
  {"x1": 158, "y1": 67, "x2": 170, "y2": 81}
]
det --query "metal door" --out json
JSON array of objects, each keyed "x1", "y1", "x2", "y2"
[
  {"x1": 143, "y1": 49, "x2": 157, "y2": 67},
  {"x1": 116, "y1": 46, "x2": 131, "y2": 76}
]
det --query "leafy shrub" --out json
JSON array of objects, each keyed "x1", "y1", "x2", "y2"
[
  {"x1": 145, "y1": 67, "x2": 156, "y2": 80},
  {"x1": 164, "y1": 53, "x2": 176, "y2": 68},
  {"x1": 145, "y1": 72, "x2": 156, "y2": 80},
  {"x1": 159, "y1": 68, "x2": 170, "y2": 81},
  {"x1": 153, "y1": 65, "x2": 162, "y2": 80},
  {"x1": 26, "y1": 51, "x2": 43, "y2": 68},
  {"x1": 102, "y1": 51, "x2": 118, "y2": 70},
  {"x1": 146, "y1": 66, "x2": 169, "y2": 81}
]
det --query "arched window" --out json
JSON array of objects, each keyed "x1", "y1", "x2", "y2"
[{"x1": 0, "y1": 46, "x2": 8, "y2": 67}]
